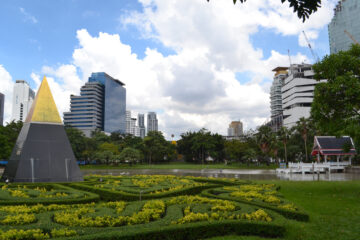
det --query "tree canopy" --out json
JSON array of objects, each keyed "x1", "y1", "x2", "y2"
[
  {"x1": 206, "y1": 0, "x2": 321, "y2": 22},
  {"x1": 311, "y1": 44, "x2": 360, "y2": 150}
]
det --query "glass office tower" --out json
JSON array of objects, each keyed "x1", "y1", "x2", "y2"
[
  {"x1": 329, "y1": 0, "x2": 360, "y2": 54},
  {"x1": 64, "y1": 72, "x2": 126, "y2": 136}
]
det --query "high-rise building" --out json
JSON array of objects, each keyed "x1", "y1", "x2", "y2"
[
  {"x1": 63, "y1": 82, "x2": 104, "y2": 136},
  {"x1": 126, "y1": 110, "x2": 131, "y2": 134},
  {"x1": 138, "y1": 113, "x2": 146, "y2": 139},
  {"x1": 11, "y1": 80, "x2": 35, "y2": 122},
  {"x1": 64, "y1": 72, "x2": 126, "y2": 136},
  {"x1": 329, "y1": 0, "x2": 360, "y2": 54},
  {"x1": 0, "y1": 92, "x2": 4, "y2": 126},
  {"x1": 282, "y1": 64, "x2": 325, "y2": 128},
  {"x1": 269, "y1": 67, "x2": 288, "y2": 132},
  {"x1": 227, "y1": 121, "x2": 243, "y2": 137},
  {"x1": 147, "y1": 112, "x2": 158, "y2": 133}
]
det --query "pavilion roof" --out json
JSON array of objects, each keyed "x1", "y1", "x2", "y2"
[{"x1": 311, "y1": 136, "x2": 356, "y2": 156}]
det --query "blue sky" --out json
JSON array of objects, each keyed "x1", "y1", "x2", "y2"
[{"x1": 0, "y1": 0, "x2": 336, "y2": 137}]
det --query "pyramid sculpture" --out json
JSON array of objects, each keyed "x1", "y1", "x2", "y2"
[{"x1": 2, "y1": 77, "x2": 83, "y2": 182}]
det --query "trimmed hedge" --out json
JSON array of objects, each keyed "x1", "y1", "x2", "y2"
[
  {"x1": 201, "y1": 188, "x2": 309, "y2": 222},
  {"x1": 0, "y1": 183, "x2": 100, "y2": 205},
  {"x1": 69, "y1": 182, "x2": 219, "y2": 201},
  {"x1": 56, "y1": 220, "x2": 286, "y2": 240}
]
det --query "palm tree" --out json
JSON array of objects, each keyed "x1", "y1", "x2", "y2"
[
  {"x1": 256, "y1": 125, "x2": 276, "y2": 164},
  {"x1": 296, "y1": 117, "x2": 310, "y2": 162},
  {"x1": 278, "y1": 127, "x2": 290, "y2": 163}
]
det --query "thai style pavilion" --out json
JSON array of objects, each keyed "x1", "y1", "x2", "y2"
[{"x1": 311, "y1": 136, "x2": 356, "y2": 164}]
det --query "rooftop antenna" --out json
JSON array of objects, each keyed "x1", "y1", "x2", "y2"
[
  {"x1": 288, "y1": 49, "x2": 293, "y2": 73},
  {"x1": 302, "y1": 30, "x2": 320, "y2": 63}
]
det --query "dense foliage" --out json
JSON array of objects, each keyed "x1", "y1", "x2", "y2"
[
  {"x1": 311, "y1": 44, "x2": 360, "y2": 154},
  {"x1": 206, "y1": 0, "x2": 321, "y2": 22}
]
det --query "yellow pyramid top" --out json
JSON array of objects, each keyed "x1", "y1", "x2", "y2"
[{"x1": 25, "y1": 76, "x2": 62, "y2": 124}]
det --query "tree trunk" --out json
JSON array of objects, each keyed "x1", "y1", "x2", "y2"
[
  {"x1": 284, "y1": 142, "x2": 288, "y2": 163},
  {"x1": 149, "y1": 152, "x2": 152, "y2": 165},
  {"x1": 304, "y1": 137, "x2": 308, "y2": 162}
]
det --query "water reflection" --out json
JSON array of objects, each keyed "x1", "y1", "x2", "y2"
[{"x1": 81, "y1": 169, "x2": 360, "y2": 181}]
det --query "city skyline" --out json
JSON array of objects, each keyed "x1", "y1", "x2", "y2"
[{"x1": 0, "y1": 0, "x2": 340, "y2": 138}]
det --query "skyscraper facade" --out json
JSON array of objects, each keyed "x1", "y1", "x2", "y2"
[
  {"x1": 138, "y1": 113, "x2": 146, "y2": 139},
  {"x1": 89, "y1": 73, "x2": 126, "y2": 134},
  {"x1": 269, "y1": 67, "x2": 288, "y2": 132},
  {"x1": 147, "y1": 112, "x2": 158, "y2": 133},
  {"x1": 282, "y1": 64, "x2": 324, "y2": 128},
  {"x1": 64, "y1": 72, "x2": 126, "y2": 136},
  {"x1": 11, "y1": 80, "x2": 35, "y2": 122},
  {"x1": 329, "y1": 0, "x2": 360, "y2": 54},
  {"x1": 63, "y1": 82, "x2": 104, "y2": 136},
  {"x1": 0, "y1": 92, "x2": 4, "y2": 126}
]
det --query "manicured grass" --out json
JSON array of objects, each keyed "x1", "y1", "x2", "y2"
[
  {"x1": 79, "y1": 162, "x2": 277, "y2": 170},
  {"x1": 208, "y1": 180, "x2": 360, "y2": 240}
]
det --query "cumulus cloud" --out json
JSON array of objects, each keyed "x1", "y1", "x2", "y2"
[
  {"x1": 31, "y1": 0, "x2": 337, "y2": 138},
  {"x1": 0, "y1": 65, "x2": 14, "y2": 123}
]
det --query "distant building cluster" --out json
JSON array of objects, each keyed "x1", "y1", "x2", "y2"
[
  {"x1": 125, "y1": 111, "x2": 155, "y2": 138},
  {"x1": 2, "y1": 72, "x2": 158, "y2": 138},
  {"x1": 62, "y1": 72, "x2": 158, "y2": 137},
  {"x1": 329, "y1": 0, "x2": 360, "y2": 54}
]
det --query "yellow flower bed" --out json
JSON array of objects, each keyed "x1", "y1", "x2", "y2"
[
  {"x1": 0, "y1": 229, "x2": 49, "y2": 240},
  {"x1": 168, "y1": 195, "x2": 271, "y2": 225},
  {"x1": 53, "y1": 200, "x2": 165, "y2": 227},
  {"x1": 0, "y1": 213, "x2": 36, "y2": 225}
]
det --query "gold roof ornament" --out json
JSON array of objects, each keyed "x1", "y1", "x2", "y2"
[{"x1": 25, "y1": 76, "x2": 62, "y2": 124}]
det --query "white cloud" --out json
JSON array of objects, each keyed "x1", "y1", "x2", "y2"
[
  {"x1": 0, "y1": 65, "x2": 14, "y2": 124},
  {"x1": 31, "y1": 0, "x2": 337, "y2": 138},
  {"x1": 19, "y1": 7, "x2": 38, "y2": 24}
]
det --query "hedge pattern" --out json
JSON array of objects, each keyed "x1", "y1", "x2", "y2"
[{"x1": 0, "y1": 175, "x2": 307, "y2": 239}]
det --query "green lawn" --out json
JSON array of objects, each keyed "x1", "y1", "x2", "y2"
[
  {"x1": 79, "y1": 162, "x2": 277, "y2": 170},
  {"x1": 208, "y1": 180, "x2": 360, "y2": 240}
]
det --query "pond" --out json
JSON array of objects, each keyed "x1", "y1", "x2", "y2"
[{"x1": 81, "y1": 169, "x2": 360, "y2": 181}]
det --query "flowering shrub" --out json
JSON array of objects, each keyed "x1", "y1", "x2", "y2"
[
  {"x1": 53, "y1": 200, "x2": 165, "y2": 227},
  {"x1": 50, "y1": 228, "x2": 77, "y2": 238},
  {"x1": 0, "y1": 229, "x2": 49, "y2": 240},
  {"x1": 0, "y1": 213, "x2": 36, "y2": 225}
]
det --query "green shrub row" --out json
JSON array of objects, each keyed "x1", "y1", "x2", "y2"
[
  {"x1": 201, "y1": 188, "x2": 309, "y2": 222},
  {"x1": 0, "y1": 183, "x2": 100, "y2": 205},
  {"x1": 69, "y1": 182, "x2": 219, "y2": 201},
  {"x1": 56, "y1": 220, "x2": 285, "y2": 240}
]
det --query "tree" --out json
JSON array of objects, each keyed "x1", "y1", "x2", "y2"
[
  {"x1": 278, "y1": 127, "x2": 290, "y2": 163},
  {"x1": 119, "y1": 147, "x2": 142, "y2": 165},
  {"x1": 206, "y1": 0, "x2": 321, "y2": 22},
  {"x1": 0, "y1": 121, "x2": 23, "y2": 159},
  {"x1": 65, "y1": 127, "x2": 87, "y2": 159},
  {"x1": 255, "y1": 125, "x2": 276, "y2": 164},
  {"x1": 98, "y1": 142, "x2": 119, "y2": 165},
  {"x1": 143, "y1": 131, "x2": 170, "y2": 164},
  {"x1": 311, "y1": 44, "x2": 360, "y2": 150},
  {"x1": 294, "y1": 117, "x2": 314, "y2": 162}
]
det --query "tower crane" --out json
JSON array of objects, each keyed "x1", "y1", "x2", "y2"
[
  {"x1": 302, "y1": 31, "x2": 320, "y2": 63},
  {"x1": 344, "y1": 30, "x2": 360, "y2": 45}
]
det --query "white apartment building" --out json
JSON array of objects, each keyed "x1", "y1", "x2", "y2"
[
  {"x1": 126, "y1": 110, "x2": 142, "y2": 137},
  {"x1": 282, "y1": 64, "x2": 324, "y2": 128},
  {"x1": 12, "y1": 80, "x2": 35, "y2": 122}
]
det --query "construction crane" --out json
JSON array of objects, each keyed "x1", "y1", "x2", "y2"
[
  {"x1": 302, "y1": 31, "x2": 320, "y2": 62},
  {"x1": 344, "y1": 30, "x2": 360, "y2": 45},
  {"x1": 287, "y1": 49, "x2": 293, "y2": 73}
]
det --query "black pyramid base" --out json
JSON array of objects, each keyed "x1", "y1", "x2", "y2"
[{"x1": 2, "y1": 122, "x2": 83, "y2": 182}]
